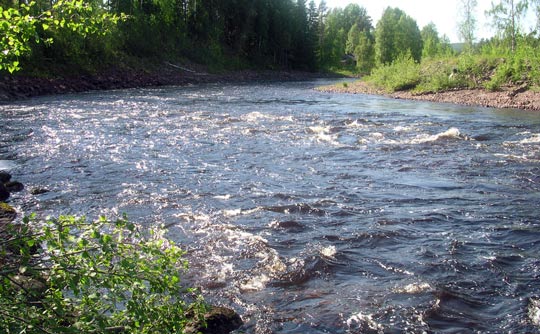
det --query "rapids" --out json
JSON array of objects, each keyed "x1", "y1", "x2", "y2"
[{"x1": 1, "y1": 80, "x2": 540, "y2": 333}]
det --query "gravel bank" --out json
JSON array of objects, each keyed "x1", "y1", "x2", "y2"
[{"x1": 317, "y1": 80, "x2": 540, "y2": 111}]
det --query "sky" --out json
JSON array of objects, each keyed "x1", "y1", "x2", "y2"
[{"x1": 324, "y1": 0, "x2": 537, "y2": 43}]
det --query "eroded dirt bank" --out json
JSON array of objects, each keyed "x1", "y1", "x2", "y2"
[{"x1": 0, "y1": 65, "x2": 330, "y2": 102}]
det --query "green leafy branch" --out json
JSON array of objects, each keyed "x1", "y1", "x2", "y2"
[
  {"x1": 0, "y1": 0, "x2": 125, "y2": 73},
  {"x1": 0, "y1": 214, "x2": 207, "y2": 333}
]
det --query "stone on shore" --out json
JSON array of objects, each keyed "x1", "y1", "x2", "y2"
[{"x1": 0, "y1": 202, "x2": 17, "y2": 224}]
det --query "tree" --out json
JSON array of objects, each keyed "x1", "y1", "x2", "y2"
[
  {"x1": 375, "y1": 7, "x2": 422, "y2": 65},
  {"x1": 347, "y1": 25, "x2": 375, "y2": 73},
  {"x1": 486, "y1": 0, "x2": 529, "y2": 52},
  {"x1": 315, "y1": 0, "x2": 328, "y2": 65},
  {"x1": 421, "y1": 23, "x2": 441, "y2": 58},
  {"x1": 319, "y1": 4, "x2": 372, "y2": 69},
  {"x1": 458, "y1": 0, "x2": 478, "y2": 52},
  {"x1": 531, "y1": 0, "x2": 540, "y2": 35}
]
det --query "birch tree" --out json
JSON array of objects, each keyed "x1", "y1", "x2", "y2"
[
  {"x1": 486, "y1": 0, "x2": 529, "y2": 52},
  {"x1": 458, "y1": 0, "x2": 478, "y2": 51}
]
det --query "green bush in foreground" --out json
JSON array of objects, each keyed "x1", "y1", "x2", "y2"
[{"x1": 0, "y1": 214, "x2": 206, "y2": 333}]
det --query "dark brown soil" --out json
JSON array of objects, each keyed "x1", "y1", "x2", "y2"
[
  {"x1": 0, "y1": 64, "x2": 330, "y2": 102},
  {"x1": 317, "y1": 80, "x2": 540, "y2": 111}
]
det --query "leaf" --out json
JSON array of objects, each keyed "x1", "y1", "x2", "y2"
[
  {"x1": 7, "y1": 61, "x2": 19, "y2": 73},
  {"x1": 42, "y1": 23, "x2": 49, "y2": 30}
]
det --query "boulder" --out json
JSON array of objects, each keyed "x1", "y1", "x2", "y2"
[
  {"x1": 5, "y1": 181, "x2": 24, "y2": 193},
  {"x1": 0, "y1": 171, "x2": 11, "y2": 183},
  {"x1": 0, "y1": 183, "x2": 9, "y2": 201},
  {"x1": 186, "y1": 306, "x2": 243, "y2": 334}
]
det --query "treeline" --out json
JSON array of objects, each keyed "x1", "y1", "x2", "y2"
[
  {"x1": 1, "y1": 0, "x2": 451, "y2": 74},
  {"x1": 1, "y1": 0, "x2": 324, "y2": 73},
  {"x1": 2, "y1": 0, "x2": 540, "y2": 77},
  {"x1": 366, "y1": 0, "x2": 540, "y2": 93}
]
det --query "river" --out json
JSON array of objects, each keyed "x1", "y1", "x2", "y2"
[{"x1": 1, "y1": 80, "x2": 540, "y2": 333}]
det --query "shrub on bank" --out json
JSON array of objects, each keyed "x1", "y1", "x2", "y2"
[
  {"x1": 0, "y1": 214, "x2": 207, "y2": 333},
  {"x1": 366, "y1": 47, "x2": 540, "y2": 94},
  {"x1": 367, "y1": 55, "x2": 465, "y2": 93},
  {"x1": 368, "y1": 53, "x2": 421, "y2": 92}
]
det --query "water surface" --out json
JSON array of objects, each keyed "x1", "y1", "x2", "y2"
[{"x1": 1, "y1": 81, "x2": 540, "y2": 333}]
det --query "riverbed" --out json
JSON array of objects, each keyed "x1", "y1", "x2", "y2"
[{"x1": 1, "y1": 80, "x2": 540, "y2": 333}]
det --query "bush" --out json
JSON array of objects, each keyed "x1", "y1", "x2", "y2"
[
  {"x1": 414, "y1": 58, "x2": 466, "y2": 93},
  {"x1": 484, "y1": 43, "x2": 540, "y2": 91},
  {"x1": 0, "y1": 214, "x2": 207, "y2": 333},
  {"x1": 456, "y1": 54, "x2": 501, "y2": 88},
  {"x1": 368, "y1": 53, "x2": 421, "y2": 92}
]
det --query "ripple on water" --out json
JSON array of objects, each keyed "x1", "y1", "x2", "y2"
[{"x1": 2, "y1": 81, "x2": 540, "y2": 333}]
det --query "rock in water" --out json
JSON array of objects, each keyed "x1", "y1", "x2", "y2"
[
  {"x1": 5, "y1": 181, "x2": 24, "y2": 192},
  {"x1": 30, "y1": 188, "x2": 50, "y2": 195},
  {"x1": 187, "y1": 306, "x2": 243, "y2": 334},
  {"x1": 0, "y1": 183, "x2": 9, "y2": 202},
  {"x1": 0, "y1": 171, "x2": 11, "y2": 183}
]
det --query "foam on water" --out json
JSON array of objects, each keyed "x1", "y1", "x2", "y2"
[
  {"x1": 0, "y1": 160, "x2": 17, "y2": 170},
  {"x1": 529, "y1": 298, "x2": 540, "y2": 326},
  {"x1": 346, "y1": 312, "x2": 384, "y2": 333},
  {"x1": 3, "y1": 81, "x2": 540, "y2": 333},
  {"x1": 409, "y1": 127, "x2": 463, "y2": 144},
  {"x1": 395, "y1": 282, "x2": 432, "y2": 294},
  {"x1": 308, "y1": 125, "x2": 342, "y2": 146}
]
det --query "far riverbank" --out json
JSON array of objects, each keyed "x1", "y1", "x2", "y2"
[
  {"x1": 0, "y1": 64, "x2": 338, "y2": 102},
  {"x1": 317, "y1": 80, "x2": 540, "y2": 111}
]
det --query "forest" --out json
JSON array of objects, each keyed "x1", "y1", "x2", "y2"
[{"x1": 1, "y1": 0, "x2": 540, "y2": 91}]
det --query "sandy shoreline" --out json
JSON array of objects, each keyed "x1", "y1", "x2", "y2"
[{"x1": 317, "y1": 80, "x2": 540, "y2": 111}]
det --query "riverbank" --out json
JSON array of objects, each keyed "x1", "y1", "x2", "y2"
[
  {"x1": 317, "y1": 80, "x2": 540, "y2": 111},
  {"x1": 0, "y1": 63, "x2": 335, "y2": 102}
]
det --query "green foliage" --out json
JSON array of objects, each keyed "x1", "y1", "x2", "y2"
[
  {"x1": 484, "y1": 41, "x2": 540, "y2": 90},
  {"x1": 456, "y1": 53, "x2": 501, "y2": 87},
  {"x1": 421, "y1": 23, "x2": 441, "y2": 59},
  {"x1": 0, "y1": 3, "x2": 38, "y2": 73},
  {"x1": 0, "y1": 0, "x2": 123, "y2": 73},
  {"x1": 0, "y1": 214, "x2": 207, "y2": 333},
  {"x1": 375, "y1": 7, "x2": 423, "y2": 65},
  {"x1": 486, "y1": 0, "x2": 529, "y2": 51},
  {"x1": 415, "y1": 58, "x2": 467, "y2": 93},
  {"x1": 346, "y1": 23, "x2": 375, "y2": 73},
  {"x1": 368, "y1": 52, "x2": 421, "y2": 91},
  {"x1": 458, "y1": 0, "x2": 478, "y2": 52},
  {"x1": 368, "y1": 55, "x2": 471, "y2": 93},
  {"x1": 319, "y1": 4, "x2": 372, "y2": 70}
]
